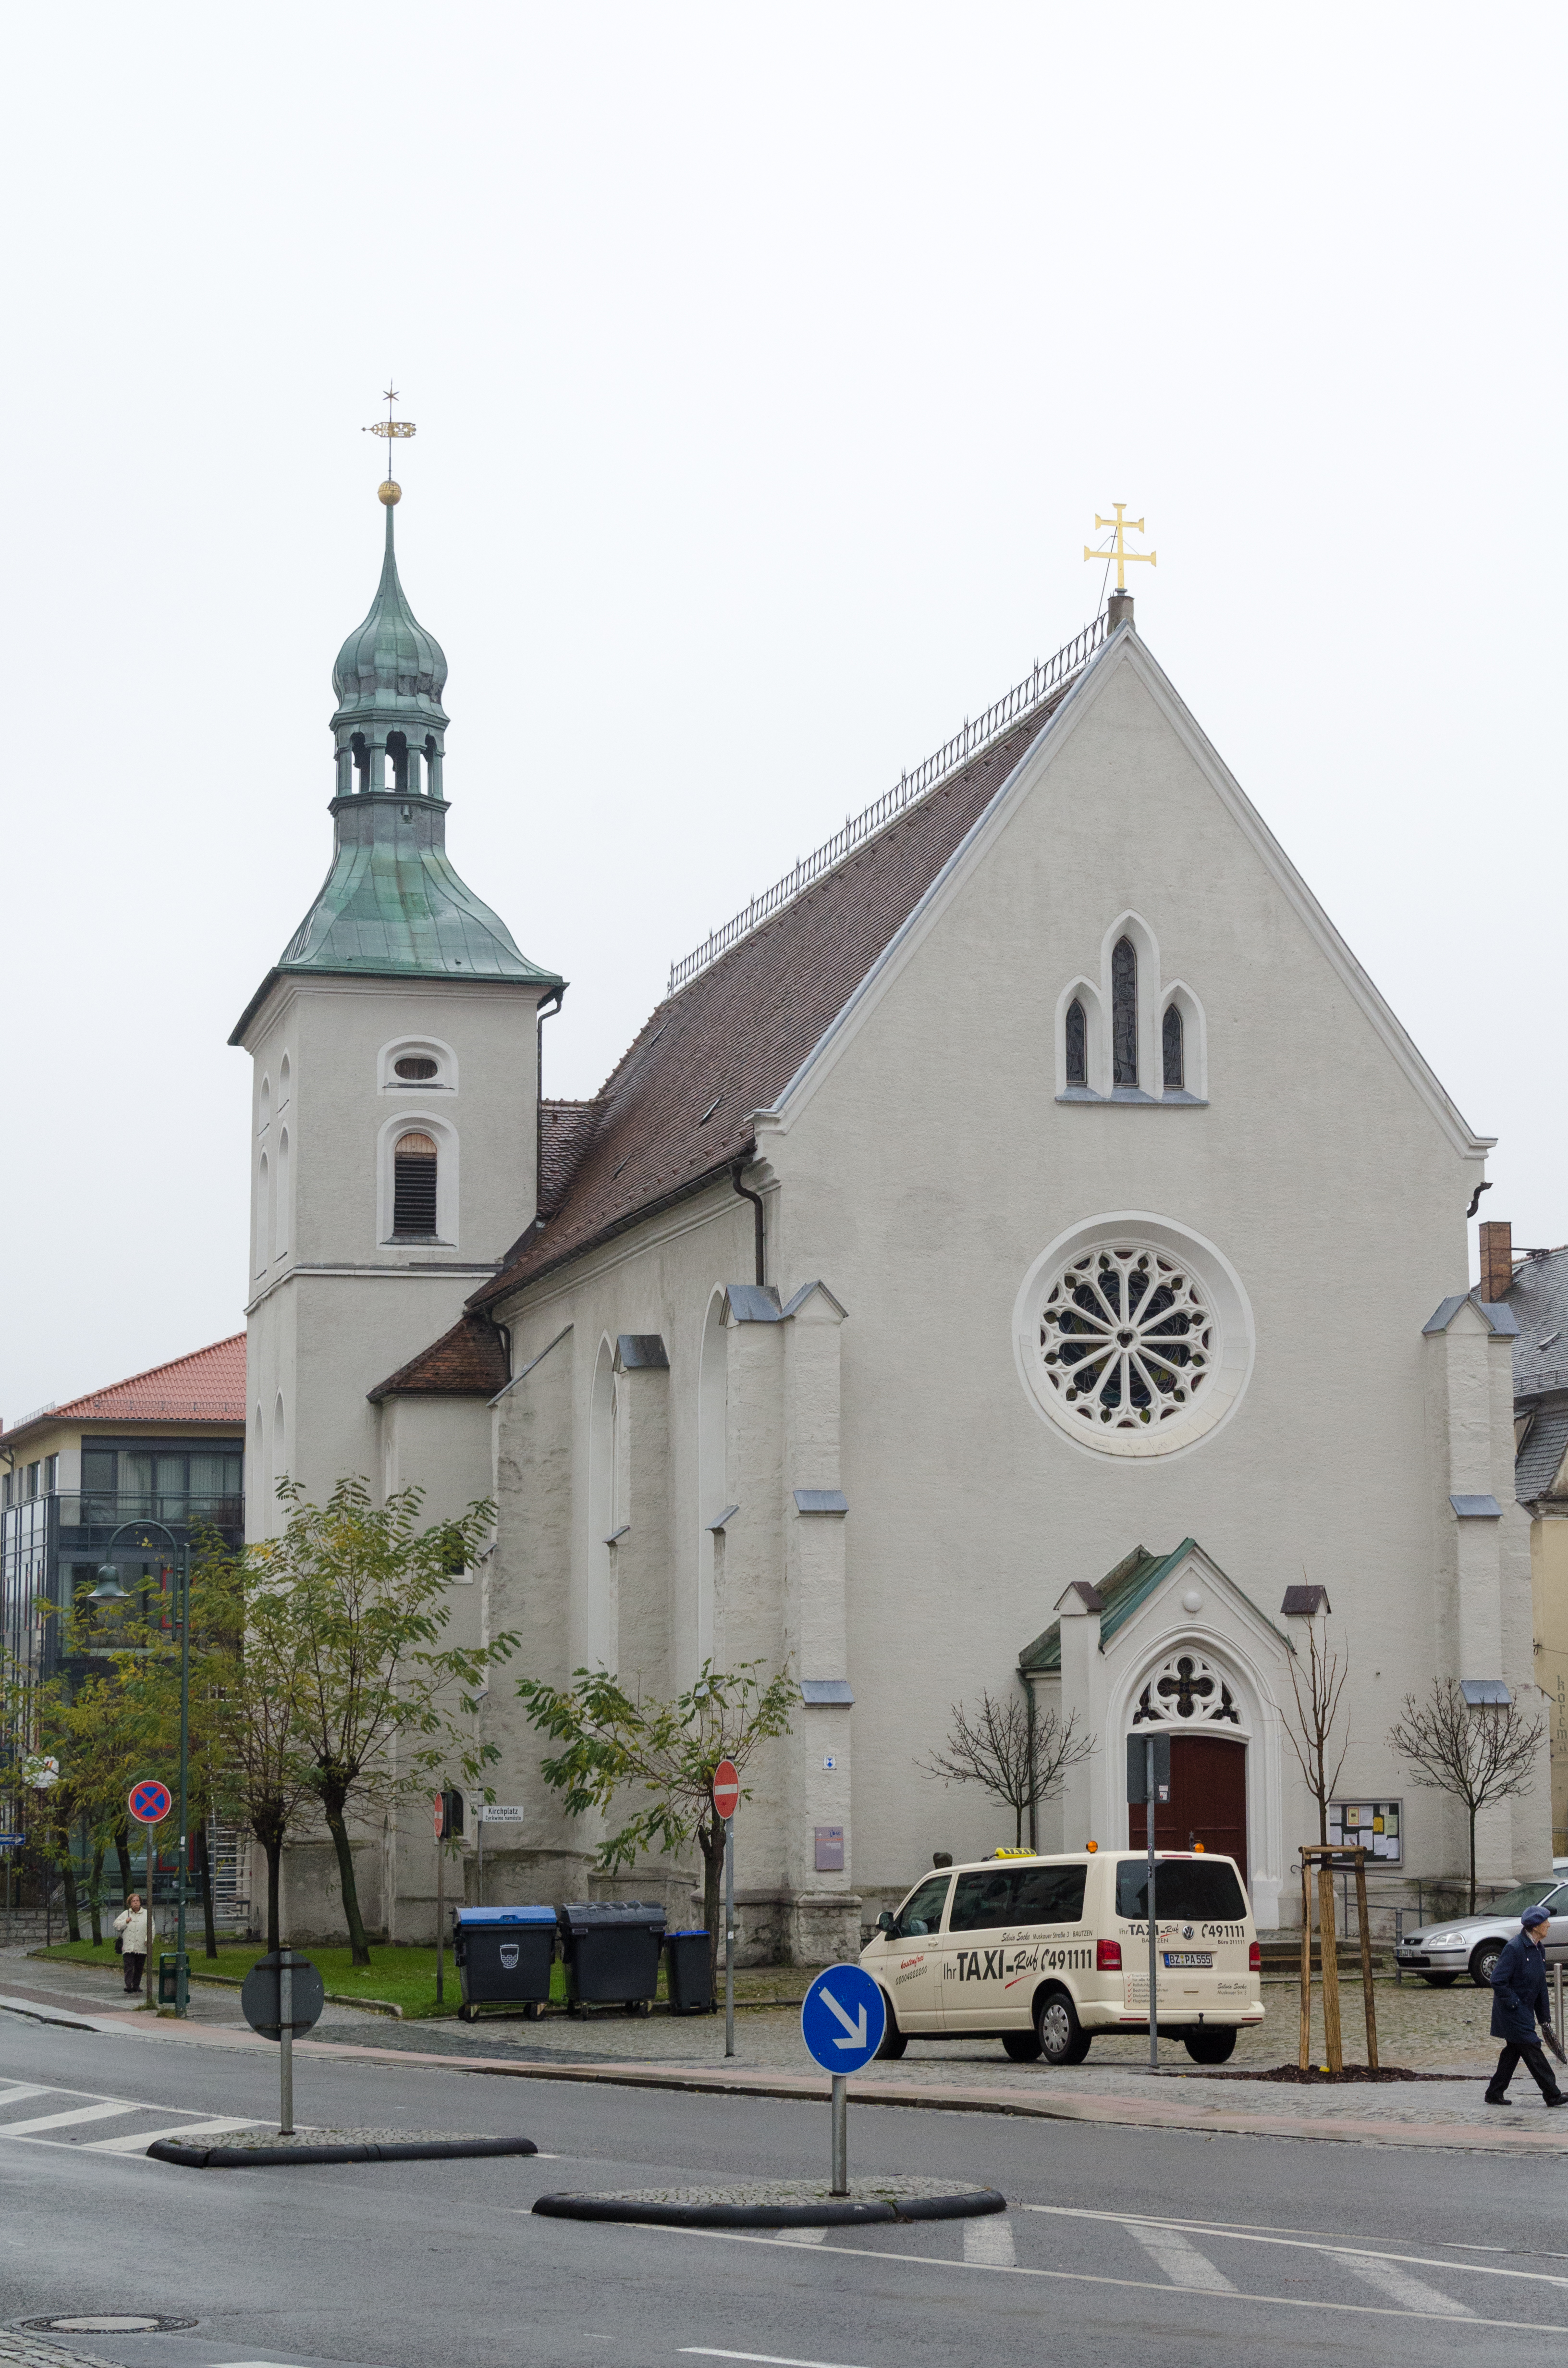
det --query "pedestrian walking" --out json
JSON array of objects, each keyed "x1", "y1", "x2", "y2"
[
  {"x1": 1484, "y1": 1903, "x2": 1566, "y2": 2107},
  {"x1": 114, "y1": 1893, "x2": 151, "y2": 1997}
]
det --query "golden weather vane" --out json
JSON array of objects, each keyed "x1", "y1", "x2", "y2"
[
  {"x1": 363, "y1": 383, "x2": 416, "y2": 504},
  {"x1": 1084, "y1": 502, "x2": 1156, "y2": 590}
]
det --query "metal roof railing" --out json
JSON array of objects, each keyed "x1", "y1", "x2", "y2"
[{"x1": 667, "y1": 610, "x2": 1109, "y2": 997}]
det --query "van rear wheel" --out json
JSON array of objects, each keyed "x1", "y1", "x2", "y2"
[
  {"x1": 1183, "y1": 2027, "x2": 1237, "y2": 2065},
  {"x1": 1035, "y1": 1987, "x2": 1090, "y2": 2067},
  {"x1": 1002, "y1": 2028, "x2": 1043, "y2": 2062}
]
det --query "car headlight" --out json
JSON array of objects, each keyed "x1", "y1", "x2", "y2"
[{"x1": 1427, "y1": 1933, "x2": 1464, "y2": 1948}]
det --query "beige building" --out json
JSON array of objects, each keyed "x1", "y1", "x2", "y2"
[{"x1": 240, "y1": 502, "x2": 1545, "y2": 1951}]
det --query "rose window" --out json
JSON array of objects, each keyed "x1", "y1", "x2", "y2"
[{"x1": 1039, "y1": 1243, "x2": 1211, "y2": 1433}]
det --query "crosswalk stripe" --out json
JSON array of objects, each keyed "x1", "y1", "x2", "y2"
[
  {"x1": 84, "y1": 2117, "x2": 261, "y2": 2155},
  {"x1": 1126, "y1": 2222, "x2": 1237, "y2": 2293},
  {"x1": 963, "y1": 2214, "x2": 1016, "y2": 2267},
  {"x1": 0, "y1": 2084, "x2": 52, "y2": 2110},
  {"x1": 0, "y1": 2100, "x2": 140, "y2": 2137},
  {"x1": 1339, "y1": 2252, "x2": 1471, "y2": 2317}
]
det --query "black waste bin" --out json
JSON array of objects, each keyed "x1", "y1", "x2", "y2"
[
  {"x1": 452, "y1": 1906, "x2": 556, "y2": 2023},
  {"x1": 664, "y1": 1928, "x2": 713, "y2": 2014},
  {"x1": 557, "y1": 1900, "x2": 666, "y2": 2015}
]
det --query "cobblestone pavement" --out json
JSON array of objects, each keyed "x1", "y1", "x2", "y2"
[{"x1": 0, "y1": 2337, "x2": 118, "y2": 2368}]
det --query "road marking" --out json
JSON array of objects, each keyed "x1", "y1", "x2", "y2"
[
  {"x1": 1023, "y1": 2205, "x2": 1568, "y2": 2293},
  {"x1": 962, "y1": 2214, "x2": 1016, "y2": 2268},
  {"x1": 657, "y1": 2225, "x2": 1560, "y2": 2332},
  {"x1": 681, "y1": 2354, "x2": 872, "y2": 2367},
  {"x1": 773, "y1": 2227, "x2": 828, "y2": 2246},
  {"x1": 0, "y1": 2084, "x2": 52, "y2": 2109},
  {"x1": 1337, "y1": 2251, "x2": 1471, "y2": 2317},
  {"x1": 1125, "y1": 2222, "x2": 1235, "y2": 2292},
  {"x1": 0, "y1": 2100, "x2": 142, "y2": 2137},
  {"x1": 84, "y1": 2117, "x2": 260, "y2": 2154}
]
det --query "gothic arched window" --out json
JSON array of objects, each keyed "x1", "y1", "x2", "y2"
[
  {"x1": 392, "y1": 1131, "x2": 439, "y2": 1236},
  {"x1": 1162, "y1": 1003, "x2": 1184, "y2": 1092},
  {"x1": 1065, "y1": 999, "x2": 1087, "y2": 1088},
  {"x1": 1112, "y1": 937, "x2": 1138, "y2": 1087}
]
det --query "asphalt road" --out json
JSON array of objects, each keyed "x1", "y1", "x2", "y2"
[{"x1": 2, "y1": 2009, "x2": 1566, "y2": 2368}]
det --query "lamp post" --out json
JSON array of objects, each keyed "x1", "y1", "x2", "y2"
[{"x1": 90, "y1": 1521, "x2": 190, "y2": 2014}]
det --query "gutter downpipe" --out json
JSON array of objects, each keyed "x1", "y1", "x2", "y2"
[
  {"x1": 1019, "y1": 1666, "x2": 1038, "y2": 1853},
  {"x1": 534, "y1": 987, "x2": 564, "y2": 1221},
  {"x1": 730, "y1": 1159, "x2": 765, "y2": 1287}
]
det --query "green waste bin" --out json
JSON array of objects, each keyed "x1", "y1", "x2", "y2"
[
  {"x1": 665, "y1": 1929, "x2": 713, "y2": 2013},
  {"x1": 157, "y1": 1951, "x2": 189, "y2": 2011}
]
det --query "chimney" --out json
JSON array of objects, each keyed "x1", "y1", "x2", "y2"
[
  {"x1": 1479, "y1": 1218, "x2": 1513, "y2": 1305},
  {"x1": 1108, "y1": 589, "x2": 1135, "y2": 633}
]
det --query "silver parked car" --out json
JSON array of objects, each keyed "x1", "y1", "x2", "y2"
[{"x1": 1394, "y1": 1880, "x2": 1568, "y2": 1988}]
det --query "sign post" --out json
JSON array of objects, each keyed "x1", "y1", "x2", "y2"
[
  {"x1": 434, "y1": 1792, "x2": 445, "y2": 2006},
  {"x1": 711, "y1": 1760, "x2": 740, "y2": 2059},
  {"x1": 801, "y1": 1964, "x2": 885, "y2": 2195},
  {"x1": 1126, "y1": 1734, "x2": 1170, "y2": 2072},
  {"x1": 128, "y1": 1781, "x2": 172, "y2": 2014}
]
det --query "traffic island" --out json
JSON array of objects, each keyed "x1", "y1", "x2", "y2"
[
  {"x1": 533, "y1": 2174, "x2": 1006, "y2": 2228},
  {"x1": 149, "y1": 2128, "x2": 537, "y2": 2168}
]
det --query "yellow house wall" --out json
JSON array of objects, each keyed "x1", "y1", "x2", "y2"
[{"x1": 1529, "y1": 1514, "x2": 1568, "y2": 1855}]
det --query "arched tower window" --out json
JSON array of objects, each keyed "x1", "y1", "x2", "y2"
[
  {"x1": 1065, "y1": 999, "x2": 1087, "y2": 1088},
  {"x1": 255, "y1": 1152, "x2": 269, "y2": 1279},
  {"x1": 1162, "y1": 1004, "x2": 1184, "y2": 1092},
  {"x1": 274, "y1": 1128, "x2": 290, "y2": 1258},
  {"x1": 1112, "y1": 937, "x2": 1138, "y2": 1087},
  {"x1": 392, "y1": 1131, "x2": 438, "y2": 1236}
]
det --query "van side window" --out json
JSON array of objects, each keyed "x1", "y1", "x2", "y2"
[
  {"x1": 1115, "y1": 1861, "x2": 1247, "y2": 1922},
  {"x1": 1012, "y1": 1864, "x2": 1088, "y2": 1923},
  {"x1": 897, "y1": 1875, "x2": 952, "y2": 1936},
  {"x1": 950, "y1": 1869, "x2": 1017, "y2": 1933}
]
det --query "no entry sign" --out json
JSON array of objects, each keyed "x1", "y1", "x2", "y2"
[
  {"x1": 128, "y1": 1780, "x2": 172, "y2": 1826},
  {"x1": 710, "y1": 1759, "x2": 740, "y2": 1821}
]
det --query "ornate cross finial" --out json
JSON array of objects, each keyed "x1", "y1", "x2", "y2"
[
  {"x1": 1084, "y1": 503, "x2": 1156, "y2": 590},
  {"x1": 363, "y1": 384, "x2": 416, "y2": 505}
]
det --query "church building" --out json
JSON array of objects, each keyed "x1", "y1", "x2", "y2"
[{"x1": 234, "y1": 474, "x2": 1543, "y2": 1950}]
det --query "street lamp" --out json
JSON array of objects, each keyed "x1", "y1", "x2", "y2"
[{"x1": 92, "y1": 1521, "x2": 191, "y2": 2015}]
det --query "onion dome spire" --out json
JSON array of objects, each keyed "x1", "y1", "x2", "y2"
[{"x1": 329, "y1": 485, "x2": 451, "y2": 798}]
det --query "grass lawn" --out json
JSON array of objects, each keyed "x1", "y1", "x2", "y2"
[{"x1": 35, "y1": 1937, "x2": 807, "y2": 2017}]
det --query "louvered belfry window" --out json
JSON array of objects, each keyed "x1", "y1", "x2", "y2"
[{"x1": 392, "y1": 1132, "x2": 439, "y2": 1236}]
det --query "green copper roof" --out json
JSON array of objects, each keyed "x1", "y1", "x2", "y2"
[
  {"x1": 331, "y1": 499, "x2": 449, "y2": 738},
  {"x1": 1017, "y1": 1539, "x2": 1284, "y2": 1674}
]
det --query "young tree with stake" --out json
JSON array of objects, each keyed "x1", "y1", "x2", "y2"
[{"x1": 1282, "y1": 1619, "x2": 1351, "y2": 1845}]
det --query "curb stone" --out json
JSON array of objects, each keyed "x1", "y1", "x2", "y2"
[
  {"x1": 533, "y1": 2185, "x2": 1007, "y2": 2228},
  {"x1": 148, "y1": 2134, "x2": 538, "y2": 2169}
]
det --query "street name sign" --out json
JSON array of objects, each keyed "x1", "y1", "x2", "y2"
[
  {"x1": 477, "y1": 1804, "x2": 525, "y2": 1823},
  {"x1": 801, "y1": 1962, "x2": 885, "y2": 2074},
  {"x1": 128, "y1": 1780, "x2": 172, "y2": 1825}
]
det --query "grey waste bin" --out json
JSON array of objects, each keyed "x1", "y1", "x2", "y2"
[
  {"x1": 452, "y1": 1906, "x2": 556, "y2": 2022},
  {"x1": 557, "y1": 1900, "x2": 666, "y2": 2015},
  {"x1": 664, "y1": 1929, "x2": 713, "y2": 2014}
]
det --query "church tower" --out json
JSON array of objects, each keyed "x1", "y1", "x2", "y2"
[{"x1": 231, "y1": 470, "x2": 561, "y2": 1537}]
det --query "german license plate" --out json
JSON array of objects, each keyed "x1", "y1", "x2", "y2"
[{"x1": 1163, "y1": 1950, "x2": 1213, "y2": 1969}]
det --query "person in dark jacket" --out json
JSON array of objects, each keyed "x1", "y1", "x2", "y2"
[{"x1": 1485, "y1": 1905, "x2": 1565, "y2": 2106}]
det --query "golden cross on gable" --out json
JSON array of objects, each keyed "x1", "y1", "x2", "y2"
[{"x1": 1084, "y1": 502, "x2": 1156, "y2": 590}]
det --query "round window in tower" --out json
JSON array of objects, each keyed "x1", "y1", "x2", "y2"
[
  {"x1": 1013, "y1": 1214, "x2": 1254, "y2": 1460},
  {"x1": 394, "y1": 1055, "x2": 439, "y2": 1082}
]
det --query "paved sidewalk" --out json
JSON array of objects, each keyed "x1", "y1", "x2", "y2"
[{"x1": 3, "y1": 1944, "x2": 1557, "y2": 2155}]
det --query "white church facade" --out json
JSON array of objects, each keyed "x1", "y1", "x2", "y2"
[{"x1": 235, "y1": 490, "x2": 1544, "y2": 1951}]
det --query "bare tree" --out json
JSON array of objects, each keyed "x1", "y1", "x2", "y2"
[
  {"x1": 918, "y1": 1689, "x2": 1094, "y2": 1848},
  {"x1": 1388, "y1": 1679, "x2": 1546, "y2": 1911},
  {"x1": 1282, "y1": 1623, "x2": 1350, "y2": 1844}
]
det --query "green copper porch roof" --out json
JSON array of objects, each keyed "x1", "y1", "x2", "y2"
[
  {"x1": 331, "y1": 499, "x2": 449, "y2": 735},
  {"x1": 1018, "y1": 1539, "x2": 1200, "y2": 1673}
]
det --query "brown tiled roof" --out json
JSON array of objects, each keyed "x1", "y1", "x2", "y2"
[
  {"x1": 476, "y1": 692, "x2": 1069, "y2": 1307},
  {"x1": 367, "y1": 1311, "x2": 511, "y2": 1403},
  {"x1": 0, "y1": 1335, "x2": 247, "y2": 1450},
  {"x1": 538, "y1": 1100, "x2": 600, "y2": 1218}
]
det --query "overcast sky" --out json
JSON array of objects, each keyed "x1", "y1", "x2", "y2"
[{"x1": 0, "y1": 4, "x2": 1561, "y2": 1420}]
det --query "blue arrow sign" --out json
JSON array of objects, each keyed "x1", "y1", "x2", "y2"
[{"x1": 800, "y1": 1961, "x2": 886, "y2": 2074}]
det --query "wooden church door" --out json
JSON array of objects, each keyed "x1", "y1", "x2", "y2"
[{"x1": 1128, "y1": 1734, "x2": 1248, "y2": 1878}]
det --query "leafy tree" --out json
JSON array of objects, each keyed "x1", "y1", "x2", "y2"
[
  {"x1": 517, "y1": 1661, "x2": 799, "y2": 1984},
  {"x1": 917, "y1": 1688, "x2": 1094, "y2": 1848},
  {"x1": 1388, "y1": 1678, "x2": 1546, "y2": 1911},
  {"x1": 1282, "y1": 1619, "x2": 1350, "y2": 1845},
  {"x1": 273, "y1": 1480, "x2": 517, "y2": 1966}
]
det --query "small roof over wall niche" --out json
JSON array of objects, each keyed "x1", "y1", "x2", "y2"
[
  {"x1": 1018, "y1": 1538, "x2": 1283, "y2": 1674},
  {"x1": 616, "y1": 1335, "x2": 669, "y2": 1370},
  {"x1": 1449, "y1": 1493, "x2": 1504, "y2": 1520},
  {"x1": 1422, "y1": 1294, "x2": 1520, "y2": 1338},
  {"x1": 1280, "y1": 1584, "x2": 1332, "y2": 1616},
  {"x1": 1460, "y1": 1678, "x2": 1513, "y2": 1706},
  {"x1": 366, "y1": 1312, "x2": 510, "y2": 1403},
  {"x1": 800, "y1": 1678, "x2": 854, "y2": 1705},
  {"x1": 0, "y1": 1334, "x2": 246, "y2": 1454}
]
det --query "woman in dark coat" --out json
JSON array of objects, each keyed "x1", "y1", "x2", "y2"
[{"x1": 1485, "y1": 1905, "x2": 1565, "y2": 2106}]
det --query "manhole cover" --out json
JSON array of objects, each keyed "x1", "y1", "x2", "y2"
[{"x1": 24, "y1": 2317, "x2": 198, "y2": 2334}]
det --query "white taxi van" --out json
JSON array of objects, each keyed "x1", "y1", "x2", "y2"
[{"x1": 861, "y1": 1848, "x2": 1263, "y2": 2065}]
